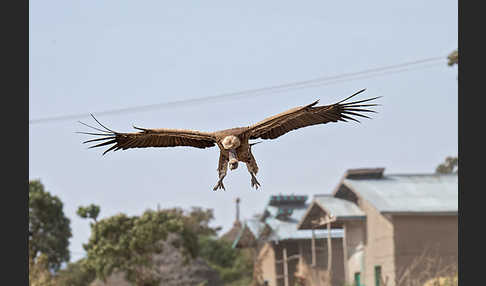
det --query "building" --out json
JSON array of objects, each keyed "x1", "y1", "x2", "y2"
[
  {"x1": 233, "y1": 194, "x2": 345, "y2": 286},
  {"x1": 232, "y1": 217, "x2": 265, "y2": 249},
  {"x1": 221, "y1": 198, "x2": 243, "y2": 244},
  {"x1": 298, "y1": 168, "x2": 458, "y2": 286}
]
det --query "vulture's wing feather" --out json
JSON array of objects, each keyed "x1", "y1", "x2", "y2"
[
  {"x1": 79, "y1": 115, "x2": 216, "y2": 155},
  {"x1": 247, "y1": 89, "x2": 380, "y2": 140}
]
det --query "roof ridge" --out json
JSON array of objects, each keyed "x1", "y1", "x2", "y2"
[
  {"x1": 343, "y1": 173, "x2": 458, "y2": 180},
  {"x1": 386, "y1": 173, "x2": 457, "y2": 176}
]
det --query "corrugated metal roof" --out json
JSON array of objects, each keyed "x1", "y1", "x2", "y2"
[
  {"x1": 343, "y1": 174, "x2": 458, "y2": 213},
  {"x1": 265, "y1": 217, "x2": 344, "y2": 241},
  {"x1": 265, "y1": 206, "x2": 343, "y2": 241},
  {"x1": 232, "y1": 218, "x2": 265, "y2": 248},
  {"x1": 233, "y1": 195, "x2": 344, "y2": 247},
  {"x1": 265, "y1": 206, "x2": 279, "y2": 217},
  {"x1": 268, "y1": 195, "x2": 308, "y2": 206},
  {"x1": 313, "y1": 195, "x2": 365, "y2": 218},
  {"x1": 245, "y1": 218, "x2": 265, "y2": 238}
]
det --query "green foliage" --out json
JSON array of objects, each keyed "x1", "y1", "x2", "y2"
[
  {"x1": 82, "y1": 209, "x2": 200, "y2": 286},
  {"x1": 29, "y1": 253, "x2": 57, "y2": 286},
  {"x1": 447, "y1": 50, "x2": 458, "y2": 66},
  {"x1": 80, "y1": 206, "x2": 251, "y2": 286},
  {"x1": 198, "y1": 236, "x2": 254, "y2": 285},
  {"x1": 179, "y1": 207, "x2": 219, "y2": 236},
  {"x1": 165, "y1": 207, "x2": 221, "y2": 259},
  {"x1": 199, "y1": 236, "x2": 237, "y2": 268},
  {"x1": 77, "y1": 204, "x2": 100, "y2": 222},
  {"x1": 55, "y1": 259, "x2": 96, "y2": 286},
  {"x1": 29, "y1": 180, "x2": 72, "y2": 271},
  {"x1": 436, "y1": 156, "x2": 458, "y2": 174}
]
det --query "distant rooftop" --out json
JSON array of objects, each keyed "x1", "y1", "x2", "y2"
[
  {"x1": 338, "y1": 172, "x2": 458, "y2": 213},
  {"x1": 231, "y1": 218, "x2": 265, "y2": 248},
  {"x1": 313, "y1": 195, "x2": 365, "y2": 218},
  {"x1": 265, "y1": 207, "x2": 343, "y2": 241},
  {"x1": 264, "y1": 196, "x2": 343, "y2": 241},
  {"x1": 297, "y1": 195, "x2": 365, "y2": 230},
  {"x1": 268, "y1": 194, "x2": 308, "y2": 206},
  {"x1": 233, "y1": 194, "x2": 344, "y2": 247},
  {"x1": 343, "y1": 168, "x2": 385, "y2": 180}
]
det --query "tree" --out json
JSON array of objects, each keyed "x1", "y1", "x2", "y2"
[
  {"x1": 436, "y1": 156, "x2": 458, "y2": 174},
  {"x1": 82, "y1": 209, "x2": 200, "y2": 286},
  {"x1": 180, "y1": 206, "x2": 220, "y2": 236},
  {"x1": 447, "y1": 50, "x2": 458, "y2": 66},
  {"x1": 79, "y1": 206, "x2": 250, "y2": 286},
  {"x1": 29, "y1": 253, "x2": 57, "y2": 286},
  {"x1": 29, "y1": 180, "x2": 72, "y2": 271},
  {"x1": 77, "y1": 204, "x2": 100, "y2": 223},
  {"x1": 199, "y1": 236, "x2": 236, "y2": 269},
  {"x1": 393, "y1": 246, "x2": 457, "y2": 286},
  {"x1": 55, "y1": 259, "x2": 96, "y2": 286},
  {"x1": 435, "y1": 50, "x2": 458, "y2": 174},
  {"x1": 198, "y1": 236, "x2": 253, "y2": 285}
]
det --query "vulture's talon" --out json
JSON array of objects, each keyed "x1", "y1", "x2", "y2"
[
  {"x1": 251, "y1": 175, "x2": 261, "y2": 190},
  {"x1": 213, "y1": 180, "x2": 226, "y2": 191}
]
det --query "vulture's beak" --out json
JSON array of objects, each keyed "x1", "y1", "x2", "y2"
[{"x1": 229, "y1": 159, "x2": 239, "y2": 170}]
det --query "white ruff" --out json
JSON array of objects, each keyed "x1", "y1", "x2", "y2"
[{"x1": 222, "y1": 136, "x2": 241, "y2": 149}]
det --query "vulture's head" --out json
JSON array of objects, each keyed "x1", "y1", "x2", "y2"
[
  {"x1": 229, "y1": 158, "x2": 239, "y2": 170},
  {"x1": 222, "y1": 135, "x2": 241, "y2": 150}
]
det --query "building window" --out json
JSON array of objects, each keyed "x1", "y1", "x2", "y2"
[
  {"x1": 375, "y1": 266, "x2": 382, "y2": 286},
  {"x1": 354, "y1": 272, "x2": 362, "y2": 286}
]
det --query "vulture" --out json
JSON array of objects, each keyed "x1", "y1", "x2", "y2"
[{"x1": 79, "y1": 89, "x2": 380, "y2": 191}]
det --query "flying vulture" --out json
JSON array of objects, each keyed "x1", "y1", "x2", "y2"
[{"x1": 79, "y1": 89, "x2": 380, "y2": 191}]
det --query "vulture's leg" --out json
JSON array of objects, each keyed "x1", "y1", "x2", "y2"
[
  {"x1": 246, "y1": 156, "x2": 260, "y2": 190},
  {"x1": 213, "y1": 152, "x2": 229, "y2": 191}
]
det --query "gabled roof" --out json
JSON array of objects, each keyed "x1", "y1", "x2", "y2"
[
  {"x1": 297, "y1": 195, "x2": 365, "y2": 230},
  {"x1": 265, "y1": 216, "x2": 343, "y2": 241},
  {"x1": 265, "y1": 201, "x2": 343, "y2": 241},
  {"x1": 232, "y1": 194, "x2": 344, "y2": 247},
  {"x1": 263, "y1": 203, "x2": 343, "y2": 241},
  {"x1": 220, "y1": 221, "x2": 242, "y2": 243},
  {"x1": 268, "y1": 194, "x2": 308, "y2": 206},
  {"x1": 337, "y1": 173, "x2": 458, "y2": 214},
  {"x1": 313, "y1": 195, "x2": 365, "y2": 218},
  {"x1": 246, "y1": 218, "x2": 266, "y2": 238},
  {"x1": 232, "y1": 218, "x2": 265, "y2": 248}
]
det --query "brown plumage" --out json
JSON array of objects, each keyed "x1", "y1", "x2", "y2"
[{"x1": 79, "y1": 89, "x2": 380, "y2": 191}]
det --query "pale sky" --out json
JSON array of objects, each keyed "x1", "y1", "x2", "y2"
[{"x1": 29, "y1": 0, "x2": 457, "y2": 261}]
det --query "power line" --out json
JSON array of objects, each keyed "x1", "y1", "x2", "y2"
[
  {"x1": 225, "y1": 62, "x2": 444, "y2": 98},
  {"x1": 29, "y1": 56, "x2": 446, "y2": 124}
]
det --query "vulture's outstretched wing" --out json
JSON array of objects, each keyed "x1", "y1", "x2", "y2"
[
  {"x1": 78, "y1": 115, "x2": 216, "y2": 155},
  {"x1": 246, "y1": 89, "x2": 380, "y2": 140}
]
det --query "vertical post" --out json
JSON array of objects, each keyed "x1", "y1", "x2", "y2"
[
  {"x1": 235, "y1": 197, "x2": 240, "y2": 223},
  {"x1": 327, "y1": 221, "x2": 332, "y2": 286},
  {"x1": 311, "y1": 227, "x2": 316, "y2": 267},
  {"x1": 298, "y1": 240, "x2": 303, "y2": 270},
  {"x1": 283, "y1": 247, "x2": 289, "y2": 286},
  {"x1": 342, "y1": 224, "x2": 349, "y2": 284}
]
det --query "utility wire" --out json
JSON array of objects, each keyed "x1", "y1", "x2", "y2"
[
  {"x1": 29, "y1": 56, "x2": 446, "y2": 124},
  {"x1": 226, "y1": 62, "x2": 444, "y2": 98}
]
